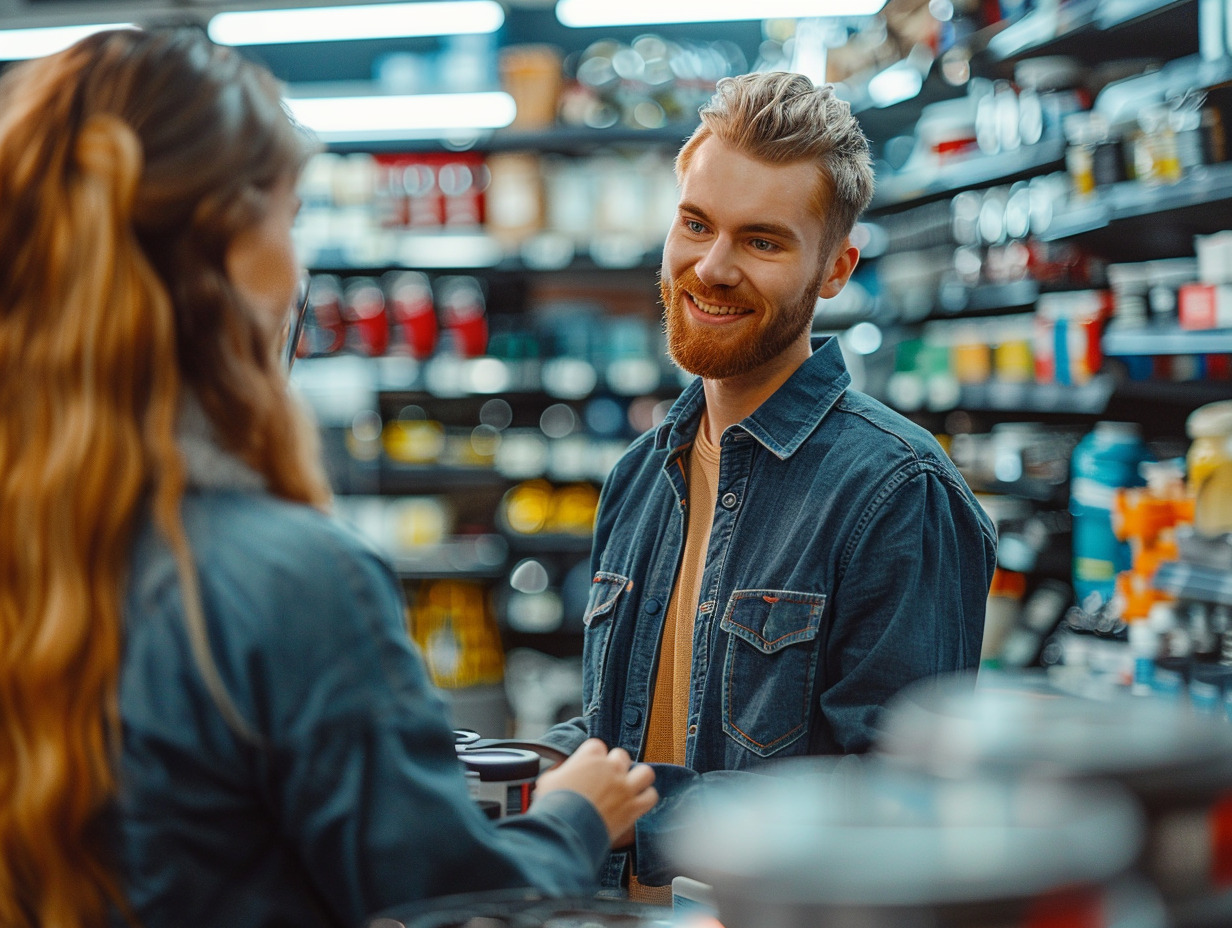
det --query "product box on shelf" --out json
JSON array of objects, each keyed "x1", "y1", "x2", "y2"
[
  {"x1": 1033, "y1": 290, "x2": 1112, "y2": 385},
  {"x1": 1179, "y1": 283, "x2": 1232, "y2": 330}
]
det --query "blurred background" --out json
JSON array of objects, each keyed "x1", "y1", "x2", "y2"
[{"x1": 4, "y1": 0, "x2": 1232, "y2": 744}]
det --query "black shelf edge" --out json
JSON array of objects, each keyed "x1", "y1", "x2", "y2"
[
  {"x1": 958, "y1": 375, "x2": 1116, "y2": 413},
  {"x1": 380, "y1": 464, "x2": 511, "y2": 494},
  {"x1": 305, "y1": 235, "x2": 663, "y2": 274},
  {"x1": 1039, "y1": 161, "x2": 1232, "y2": 243},
  {"x1": 984, "y1": 0, "x2": 1100, "y2": 59},
  {"x1": 485, "y1": 123, "x2": 698, "y2": 154},
  {"x1": 1153, "y1": 560, "x2": 1232, "y2": 606},
  {"x1": 965, "y1": 475, "x2": 1068, "y2": 503},
  {"x1": 1108, "y1": 378, "x2": 1232, "y2": 405},
  {"x1": 502, "y1": 532, "x2": 594, "y2": 555},
  {"x1": 984, "y1": 0, "x2": 1187, "y2": 60},
  {"x1": 386, "y1": 535, "x2": 511, "y2": 580},
  {"x1": 325, "y1": 123, "x2": 699, "y2": 156},
  {"x1": 1096, "y1": 0, "x2": 1193, "y2": 29},
  {"x1": 869, "y1": 139, "x2": 1067, "y2": 212},
  {"x1": 928, "y1": 280, "x2": 1041, "y2": 319}
]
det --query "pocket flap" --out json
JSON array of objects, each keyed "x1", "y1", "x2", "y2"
[
  {"x1": 719, "y1": 589, "x2": 825, "y2": 654},
  {"x1": 583, "y1": 571, "x2": 631, "y2": 627}
]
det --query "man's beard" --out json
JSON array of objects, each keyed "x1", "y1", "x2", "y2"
[{"x1": 659, "y1": 265, "x2": 823, "y2": 380}]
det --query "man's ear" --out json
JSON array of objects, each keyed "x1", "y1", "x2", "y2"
[{"x1": 817, "y1": 239, "x2": 860, "y2": 300}]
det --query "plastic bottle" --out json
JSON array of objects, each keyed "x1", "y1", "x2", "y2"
[
  {"x1": 1070, "y1": 422, "x2": 1153, "y2": 606},
  {"x1": 1186, "y1": 400, "x2": 1232, "y2": 495}
]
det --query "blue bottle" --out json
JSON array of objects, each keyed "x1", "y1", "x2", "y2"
[{"x1": 1069, "y1": 422, "x2": 1153, "y2": 607}]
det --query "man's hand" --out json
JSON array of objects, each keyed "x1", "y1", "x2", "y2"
[{"x1": 534, "y1": 739, "x2": 658, "y2": 844}]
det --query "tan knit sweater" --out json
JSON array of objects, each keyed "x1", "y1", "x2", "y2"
[{"x1": 629, "y1": 414, "x2": 721, "y2": 904}]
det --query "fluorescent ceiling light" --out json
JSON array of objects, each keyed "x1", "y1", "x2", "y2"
[
  {"x1": 0, "y1": 23, "x2": 133, "y2": 60},
  {"x1": 556, "y1": 0, "x2": 886, "y2": 27},
  {"x1": 209, "y1": 1, "x2": 504, "y2": 46},
  {"x1": 285, "y1": 91, "x2": 516, "y2": 142}
]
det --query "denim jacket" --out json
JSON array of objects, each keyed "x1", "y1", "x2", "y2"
[
  {"x1": 115, "y1": 428, "x2": 609, "y2": 928},
  {"x1": 542, "y1": 337, "x2": 997, "y2": 884}
]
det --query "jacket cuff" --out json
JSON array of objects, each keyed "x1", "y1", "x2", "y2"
[
  {"x1": 526, "y1": 789, "x2": 610, "y2": 875},
  {"x1": 537, "y1": 718, "x2": 590, "y2": 756}
]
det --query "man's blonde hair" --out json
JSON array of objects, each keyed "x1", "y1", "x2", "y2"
[{"x1": 676, "y1": 71, "x2": 875, "y2": 258}]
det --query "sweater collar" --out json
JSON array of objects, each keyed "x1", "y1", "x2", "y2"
[{"x1": 178, "y1": 396, "x2": 266, "y2": 492}]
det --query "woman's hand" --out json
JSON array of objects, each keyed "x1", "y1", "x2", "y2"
[{"x1": 533, "y1": 739, "x2": 657, "y2": 844}]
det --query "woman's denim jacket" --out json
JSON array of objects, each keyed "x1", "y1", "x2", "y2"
[
  {"x1": 542, "y1": 337, "x2": 998, "y2": 886},
  {"x1": 115, "y1": 439, "x2": 608, "y2": 928}
]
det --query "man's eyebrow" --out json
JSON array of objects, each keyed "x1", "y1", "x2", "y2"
[{"x1": 678, "y1": 200, "x2": 802, "y2": 245}]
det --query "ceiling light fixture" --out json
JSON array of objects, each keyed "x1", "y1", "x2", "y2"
[
  {"x1": 209, "y1": 1, "x2": 505, "y2": 46},
  {"x1": 555, "y1": 0, "x2": 887, "y2": 28},
  {"x1": 0, "y1": 23, "x2": 133, "y2": 61},
  {"x1": 284, "y1": 91, "x2": 517, "y2": 142}
]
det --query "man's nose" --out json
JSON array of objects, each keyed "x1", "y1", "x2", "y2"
[{"x1": 694, "y1": 238, "x2": 741, "y2": 289}]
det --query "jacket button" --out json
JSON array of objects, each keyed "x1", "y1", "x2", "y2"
[
  {"x1": 644, "y1": 598, "x2": 661, "y2": 615},
  {"x1": 720, "y1": 492, "x2": 738, "y2": 510},
  {"x1": 623, "y1": 706, "x2": 643, "y2": 728}
]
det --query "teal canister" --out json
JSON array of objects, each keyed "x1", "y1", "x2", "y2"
[{"x1": 1069, "y1": 421, "x2": 1153, "y2": 607}]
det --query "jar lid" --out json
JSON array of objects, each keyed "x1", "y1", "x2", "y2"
[{"x1": 458, "y1": 747, "x2": 541, "y2": 781}]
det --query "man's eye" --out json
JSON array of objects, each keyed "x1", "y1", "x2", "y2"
[
  {"x1": 685, "y1": 219, "x2": 706, "y2": 234},
  {"x1": 751, "y1": 239, "x2": 776, "y2": 252}
]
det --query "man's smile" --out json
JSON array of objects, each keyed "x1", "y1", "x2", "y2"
[{"x1": 688, "y1": 293, "x2": 755, "y2": 317}]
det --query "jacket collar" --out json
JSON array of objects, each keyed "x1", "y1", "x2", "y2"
[{"x1": 655, "y1": 335, "x2": 851, "y2": 460}]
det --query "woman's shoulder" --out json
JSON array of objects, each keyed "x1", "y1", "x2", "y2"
[{"x1": 131, "y1": 491, "x2": 401, "y2": 638}]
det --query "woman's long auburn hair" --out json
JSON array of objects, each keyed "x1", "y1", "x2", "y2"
[{"x1": 0, "y1": 28, "x2": 331, "y2": 928}]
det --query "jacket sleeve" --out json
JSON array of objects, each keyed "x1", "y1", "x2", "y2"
[
  {"x1": 817, "y1": 462, "x2": 997, "y2": 754},
  {"x1": 256, "y1": 533, "x2": 610, "y2": 924}
]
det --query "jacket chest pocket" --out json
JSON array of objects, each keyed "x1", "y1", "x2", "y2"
[
  {"x1": 581, "y1": 571, "x2": 630, "y2": 714},
  {"x1": 719, "y1": 589, "x2": 825, "y2": 757}
]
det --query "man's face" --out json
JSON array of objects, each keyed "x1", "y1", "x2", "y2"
[{"x1": 660, "y1": 136, "x2": 837, "y2": 380}]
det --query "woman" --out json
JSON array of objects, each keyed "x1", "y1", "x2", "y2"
[{"x1": 0, "y1": 27, "x2": 656, "y2": 928}]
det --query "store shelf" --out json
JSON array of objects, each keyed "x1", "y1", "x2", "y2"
[
  {"x1": 1039, "y1": 161, "x2": 1232, "y2": 246},
  {"x1": 1109, "y1": 377, "x2": 1232, "y2": 405},
  {"x1": 1097, "y1": 0, "x2": 1191, "y2": 26},
  {"x1": 324, "y1": 122, "x2": 700, "y2": 156},
  {"x1": 932, "y1": 279, "x2": 1040, "y2": 317},
  {"x1": 984, "y1": 0, "x2": 1195, "y2": 61},
  {"x1": 1095, "y1": 54, "x2": 1232, "y2": 129},
  {"x1": 956, "y1": 375, "x2": 1116, "y2": 413},
  {"x1": 966, "y1": 475, "x2": 1069, "y2": 503},
  {"x1": 305, "y1": 233, "x2": 663, "y2": 274},
  {"x1": 381, "y1": 463, "x2": 511, "y2": 495},
  {"x1": 1103, "y1": 324, "x2": 1232, "y2": 356},
  {"x1": 869, "y1": 139, "x2": 1066, "y2": 212},
  {"x1": 390, "y1": 534, "x2": 510, "y2": 580},
  {"x1": 1153, "y1": 560, "x2": 1232, "y2": 607},
  {"x1": 503, "y1": 532, "x2": 594, "y2": 555}
]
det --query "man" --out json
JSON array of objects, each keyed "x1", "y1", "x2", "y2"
[{"x1": 541, "y1": 71, "x2": 997, "y2": 895}]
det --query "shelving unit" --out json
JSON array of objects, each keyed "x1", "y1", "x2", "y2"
[
  {"x1": 270, "y1": 0, "x2": 1232, "y2": 689},
  {"x1": 871, "y1": 139, "x2": 1066, "y2": 211}
]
